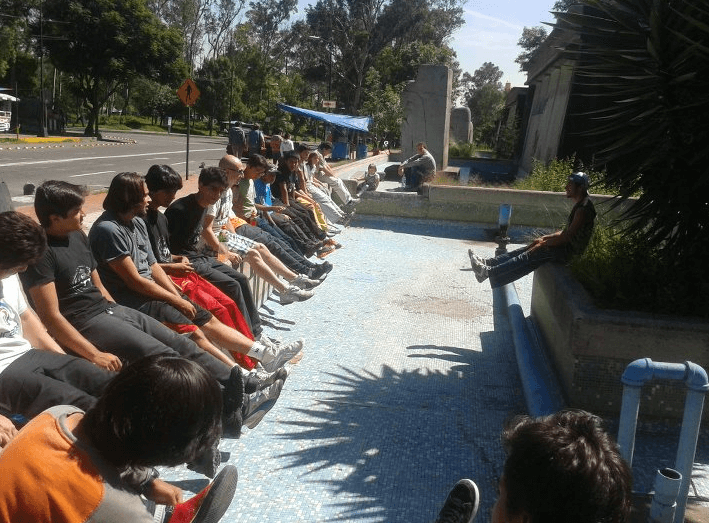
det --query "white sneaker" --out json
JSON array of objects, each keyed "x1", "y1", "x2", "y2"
[
  {"x1": 291, "y1": 273, "x2": 321, "y2": 290},
  {"x1": 279, "y1": 285, "x2": 314, "y2": 305},
  {"x1": 260, "y1": 339, "x2": 304, "y2": 373}
]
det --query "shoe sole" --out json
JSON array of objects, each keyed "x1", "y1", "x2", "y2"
[
  {"x1": 192, "y1": 465, "x2": 238, "y2": 523},
  {"x1": 244, "y1": 380, "x2": 284, "y2": 429}
]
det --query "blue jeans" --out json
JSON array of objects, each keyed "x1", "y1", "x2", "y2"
[
  {"x1": 404, "y1": 166, "x2": 423, "y2": 188},
  {"x1": 487, "y1": 245, "x2": 568, "y2": 288}
]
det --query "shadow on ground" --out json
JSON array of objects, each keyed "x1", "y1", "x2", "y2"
[{"x1": 271, "y1": 326, "x2": 525, "y2": 521}]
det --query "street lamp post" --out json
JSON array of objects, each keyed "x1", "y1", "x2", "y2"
[{"x1": 38, "y1": 0, "x2": 48, "y2": 137}]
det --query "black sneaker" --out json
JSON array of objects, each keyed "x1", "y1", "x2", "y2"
[
  {"x1": 222, "y1": 367, "x2": 244, "y2": 437},
  {"x1": 310, "y1": 261, "x2": 333, "y2": 280},
  {"x1": 244, "y1": 367, "x2": 288, "y2": 394},
  {"x1": 435, "y1": 479, "x2": 479, "y2": 523},
  {"x1": 186, "y1": 439, "x2": 221, "y2": 478}
]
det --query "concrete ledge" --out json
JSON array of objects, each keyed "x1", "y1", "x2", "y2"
[
  {"x1": 531, "y1": 263, "x2": 709, "y2": 420},
  {"x1": 357, "y1": 185, "x2": 635, "y2": 228}
]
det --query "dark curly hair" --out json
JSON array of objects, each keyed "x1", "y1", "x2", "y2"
[
  {"x1": 501, "y1": 410, "x2": 632, "y2": 523},
  {"x1": 81, "y1": 354, "x2": 222, "y2": 469},
  {"x1": 0, "y1": 211, "x2": 47, "y2": 269}
]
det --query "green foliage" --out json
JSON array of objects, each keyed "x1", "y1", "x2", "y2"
[
  {"x1": 570, "y1": 222, "x2": 709, "y2": 318},
  {"x1": 361, "y1": 68, "x2": 404, "y2": 146},
  {"x1": 553, "y1": 0, "x2": 709, "y2": 272},
  {"x1": 448, "y1": 142, "x2": 476, "y2": 159},
  {"x1": 42, "y1": 0, "x2": 184, "y2": 136},
  {"x1": 513, "y1": 157, "x2": 612, "y2": 194},
  {"x1": 515, "y1": 26, "x2": 548, "y2": 72}
]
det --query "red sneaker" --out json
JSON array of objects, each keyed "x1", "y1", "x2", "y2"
[{"x1": 165, "y1": 465, "x2": 237, "y2": 523}]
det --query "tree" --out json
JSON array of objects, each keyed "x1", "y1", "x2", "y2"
[
  {"x1": 205, "y1": 0, "x2": 247, "y2": 59},
  {"x1": 42, "y1": 0, "x2": 186, "y2": 136},
  {"x1": 361, "y1": 68, "x2": 404, "y2": 146},
  {"x1": 461, "y1": 62, "x2": 504, "y2": 146},
  {"x1": 246, "y1": 0, "x2": 298, "y2": 57},
  {"x1": 303, "y1": 0, "x2": 465, "y2": 114},
  {"x1": 515, "y1": 26, "x2": 548, "y2": 72},
  {"x1": 553, "y1": 0, "x2": 709, "y2": 275}
]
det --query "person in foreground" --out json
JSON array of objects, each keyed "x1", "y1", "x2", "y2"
[
  {"x1": 434, "y1": 409, "x2": 632, "y2": 523},
  {"x1": 469, "y1": 172, "x2": 596, "y2": 288},
  {"x1": 0, "y1": 354, "x2": 239, "y2": 523}
]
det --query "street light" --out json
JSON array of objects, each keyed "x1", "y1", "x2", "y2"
[{"x1": 38, "y1": 0, "x2": 48, "y2": 137}]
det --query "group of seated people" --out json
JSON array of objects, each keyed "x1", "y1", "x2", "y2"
[
  {"x1": 0, "y1": 154, "x2": 632, "y2": 521},
  {"x1": 0, "y1": 145, "x2": 366, "y2": 520}
]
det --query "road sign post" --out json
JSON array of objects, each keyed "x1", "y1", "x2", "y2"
[{"x1": 177, "y1": 79, "x2": 200, "y2": 180}]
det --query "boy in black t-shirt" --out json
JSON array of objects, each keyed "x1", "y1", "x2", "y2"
[{"x1": 21, "y1": 180, "x2": 249, "y2": 439}]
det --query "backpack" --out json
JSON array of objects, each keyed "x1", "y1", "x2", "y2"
[
  {"x1": 229, "y1": 126, "x2": 245, "y2": 145},
  {"x1": 249, "y1": 129, "x2": 262, "y2": 150}
]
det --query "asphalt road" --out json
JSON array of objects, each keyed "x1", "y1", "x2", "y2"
[{"x1": 0, "y1": 131, "x2": 228, "y2": 197}]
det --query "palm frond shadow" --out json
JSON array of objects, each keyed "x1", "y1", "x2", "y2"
[{"x1": 271, "y1": 350, "x2": 524, "y2": 521}]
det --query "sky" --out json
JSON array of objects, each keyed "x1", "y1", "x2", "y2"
[{"x1": 293, "y1": 0, "x2": 558, "y2": 89}]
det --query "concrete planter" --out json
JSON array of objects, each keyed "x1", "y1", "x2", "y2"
[
  {"x1": 531, "y1": 263, "x2": 709, "y2": 420},
  {"x1": 356, "y1": 184, "x2": 634, "y2": 229}
]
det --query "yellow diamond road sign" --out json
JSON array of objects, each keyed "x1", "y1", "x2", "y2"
[{"x1": 177, "y1": 79, "x2": 200, "y2": 107}]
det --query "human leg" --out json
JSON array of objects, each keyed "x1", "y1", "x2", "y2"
[
  {"x1": 484, "y1": 246, "x2": 566, "y2": 288},
  {"x1": 317, "y1": 172, "x2": 353, "y2": 205},
  {"x1": 191, "y1": 256, "x2": 263, "y2": 338},
  {"x1": 236, "y1": 224, "x2": 313, "y2": 275},
  {"x1": 308, "y1": 184, "x2": 346, "y2": 223},
  {"x1": 0, "y1": 350, "x2": 113, "y2": 418}
]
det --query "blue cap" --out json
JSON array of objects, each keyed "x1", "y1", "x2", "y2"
[{"x1": 568, "y1": 172, "x2": 589, "y2": 189}]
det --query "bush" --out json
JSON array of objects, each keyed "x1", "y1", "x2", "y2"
[
  {"x1": 570, "y1": 221, "x2": 709, "y2": 318},
  {"x1": 448, "y1": 142, "x2": 476, "y2": 159},
  {"x1": 514, "y1": 157, "x2": 613, "y2": 195}
]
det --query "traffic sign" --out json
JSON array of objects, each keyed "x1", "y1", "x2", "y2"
[
  {"x1": 322, "y1": 100, "x2": 336, "y2": 108},
  {"x1": 177, "y1": 79, "x2": 200, "y2": 107}
]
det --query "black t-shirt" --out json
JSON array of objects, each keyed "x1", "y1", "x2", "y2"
[
  {"x1": 272, "y1": 158, "x2": 296, "y2": 202},
  {"x1": 20, "y1": 230, "x2": 113, "y2": 325},
  {"x1": 144, "y1": 209, "x2": 172, "y2": 264},
  {"x1": 164, "y1": 194, "x2": 206, "y2": 257}
]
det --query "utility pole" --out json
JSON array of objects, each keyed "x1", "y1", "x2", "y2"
[{"x1": 38, "y1": 0, "x2": 48, "y2": 137}]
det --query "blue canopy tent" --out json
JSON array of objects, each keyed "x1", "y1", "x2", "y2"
[{"x1": 276, "y1": 103, "x2": 372, "y2": 159}]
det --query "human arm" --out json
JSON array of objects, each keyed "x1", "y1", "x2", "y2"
[
  {"x1": 27, "y1": 282, "x2": 122, "y2": 371},
  {"x1": 106, "y1": 256, "x2": 196, "y2": 320},
  {"x1": 161, "y1": 255, "x2": 195, "y2": 274},
  {"x1": 20, "y1": 307, "x2": 66, "y2": 354},
  {"x1": 0, "y1": 415, "x2": 18, "y2": 447},
  {"x1": 528, "y1": 207, "x2": 588, "y2": 253},
  {"x1": 202, "y1": 214, "x2": 242, "y2": 265},
  {"x1": 145, "y1": 479, "x2": 183, "y2": 505}
]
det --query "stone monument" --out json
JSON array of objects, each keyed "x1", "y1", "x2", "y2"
[
  {"x1": 400, "y1": 64, "x2": 453, "y2": 170},
  {"x1": 450, "y1": 107, "x2": 473, "y2": 144}
]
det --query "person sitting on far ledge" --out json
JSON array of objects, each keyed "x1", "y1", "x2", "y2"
[
  {"x1": 434, "y1": 409, "x2": 631, "y2": 523},
  {"x1": 398, "y1": 141, "x2": 436, "y2": 191},
  {"x1": 469, "y1": 172, "x2": 596, "y2": 289}
]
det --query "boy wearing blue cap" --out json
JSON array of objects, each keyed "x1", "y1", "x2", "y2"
[{"x1": 469, "y1": 172, "x2": 596, "y2": 288}]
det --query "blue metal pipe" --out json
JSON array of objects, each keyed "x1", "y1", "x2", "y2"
[
  {"x1": 499, "y1": 283, "x2": 565, "y2": 417},
  {"x1": 618, "y1": 358, "x2": 708, "y2": 523}
]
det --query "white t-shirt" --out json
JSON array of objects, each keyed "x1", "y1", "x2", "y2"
[
  {"x1": 280, "y1": 139, "x2": 294, "y2": 154},
  {"x1": 205, "y1": 188, "x2": 236, "y2": 233},
  {"x1": 0, "y1": 274, "x2": 32, "y2": 373}
]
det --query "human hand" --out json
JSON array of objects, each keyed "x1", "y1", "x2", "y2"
[
  {"x1": 0, "y1": 415, "x2": 18, "y2": 447},
  {"x1": 91, "y1": 351, "x2": 122, "y2": 372},
  {"x1": 175, "y1": 298, "x2": 197, "y2": 320},
  {"x1": 145, "y1": 479, "x2": 183, "y2": 506},
  {"x1": 174, "y1": 257, "x2": 194, "y2": 273},
  {"x1": 229, "y1": 252, "x2": 243, "y2": 265}
]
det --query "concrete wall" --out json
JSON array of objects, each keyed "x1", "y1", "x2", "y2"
[
  {"x1": 531, "y1": 263, "x2": 709, "y2": 420},
  {"x1": 520, "y1": 61, "x2": 575, "y2": 174},
  {"x1": 401, "y1": 64, "x2": 453, "y2": 170},
  {"x1": 353, "y1": 184, "x2": 633, "y2": 228},
  {"x1": 450, "y1": 107, "x2": 473, "y2": 144}
]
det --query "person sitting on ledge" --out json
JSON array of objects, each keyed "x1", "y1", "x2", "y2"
[
  {"x1": 398, "y1": 141, "x2": 436, "y2": 191},
  {"x1": 434, "y1": 409, "x2": 631, "y2": 523},
  {"x1": 468, "y1": 172, "x2": 596, "y2": 288},
  {"x1": 0, "y1": 354, "x2": 239, "y2": 523}
]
